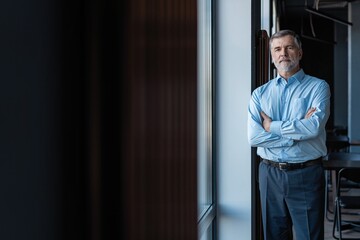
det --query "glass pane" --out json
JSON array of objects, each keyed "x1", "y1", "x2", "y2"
[
  {"x1": 197, "y1": 0, "x2": 213, "y2": 218},
  {"x1": 200, "y1": 222, "x2": 213, "y2": 240}
]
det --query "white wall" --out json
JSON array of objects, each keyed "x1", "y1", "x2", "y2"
[{"x1": 216, "y1": 0, "x2": 252, "y2": 239}]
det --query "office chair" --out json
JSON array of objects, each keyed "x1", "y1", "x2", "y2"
[
  {"x1": 332, "y1": 168, "x2": 360, "y2": 240},
  {"x1": 325, "y1": 135, "x2": 350, "y2": 221}
]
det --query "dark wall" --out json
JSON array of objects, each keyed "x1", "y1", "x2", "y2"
[
  {"x1": 1, "y1": 0, "x2": 125, "y2": 238},
  {"x1": 1, "y1": 0, "x2": 198, "y2": 239},
  {"x1": 1, "y1": 0, "x2": 63, "y2": 239}
]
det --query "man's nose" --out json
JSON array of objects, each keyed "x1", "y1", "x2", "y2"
[{"x1": 280, "y1": 48, "x2": 288, "y2": 56}]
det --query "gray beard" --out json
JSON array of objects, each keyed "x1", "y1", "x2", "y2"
[{"x1": 274, "y1": 61, "x2": 298, "y2": 72}]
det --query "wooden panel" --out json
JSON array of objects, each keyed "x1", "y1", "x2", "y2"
[
  {"x1": 60, "y1": 0, "x2": 198, "y2": 239},
  {"x1": 121, "y1": 0, "x2": 198, "y2": 239},
  {"x1": 254, "y1": 29, "x2": 270, "y2": 240},
  {"x1": 257, "y1": 30, "x2": 269, "y2": 87}
]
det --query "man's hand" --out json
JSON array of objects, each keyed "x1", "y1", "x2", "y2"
[
  {"x1": 260, "y1": 111, "x2": 272, "y2": 132},
  {"x1": 305, "y1": 107, "x2": 316, "y2": 119}
]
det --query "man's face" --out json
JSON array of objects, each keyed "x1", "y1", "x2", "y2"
[{"x1": 270, "y1": 35, "x2": 303, "y2": 73}]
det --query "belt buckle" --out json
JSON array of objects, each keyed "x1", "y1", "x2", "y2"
[{"x1": 278, "y1": 162, "x2": 288, "y2": 170}]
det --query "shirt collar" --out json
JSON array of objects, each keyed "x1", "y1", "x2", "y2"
[{"x1": 275, "y1": 69, "x2": 305, "y2": 86}]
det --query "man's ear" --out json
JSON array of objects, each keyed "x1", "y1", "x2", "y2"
[{"x1": 298, "y1": 49, "x2": 303, "y2": 60}]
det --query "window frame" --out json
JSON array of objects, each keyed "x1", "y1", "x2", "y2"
[{"x1": 197, "y1": 0, "x2": 216, "y2": 239}]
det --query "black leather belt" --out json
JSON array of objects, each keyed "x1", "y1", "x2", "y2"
[{"x1": 262, "y1": 157, "x2": 323, "y2": 171}]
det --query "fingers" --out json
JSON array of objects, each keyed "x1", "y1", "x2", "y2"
[
  {"x1": 308, "y1": 107, "x2": 316, "y2": 114},
  {"x1": 305, "y1": 107, "x2": 316, "y2": 119},
  {"x1": 260, "y1": 111, "x2": 270, "y2": 120},
  {"x1": 260, "y1": 111, "x2": 266, "y2": 119},
  {"x1": 260, "y1": 111, "x2": 272, "y2": 132}
]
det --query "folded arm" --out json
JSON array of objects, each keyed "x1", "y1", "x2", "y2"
[
  {"x1": 269, "y1": 82, "x2": 330, "y2": 141},
  {"x1": 247, "y1": 80, "x2": 330, "y2": 147},
  {"x1": 247, "y1": 93, "x2": 294, "y2": 148}
]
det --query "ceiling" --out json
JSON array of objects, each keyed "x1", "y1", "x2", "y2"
[
  {"x1": 276, "y1": 0, "x2": 356, "y2": 36},
  {"x1": 274, "y1": 0, "x2": 357, "y2": 46},
  {"x1": 279, "y1": 0, "x2": 354, "y2": 22},
  {"x1": 287, "y1": 0, "x2": 355, "y2": 9}
]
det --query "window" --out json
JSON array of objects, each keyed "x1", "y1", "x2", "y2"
[{"x1": 198, "y1": 0, "x2": 215, "y2": 239}]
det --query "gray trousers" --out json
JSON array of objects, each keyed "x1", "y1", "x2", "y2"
[{"x1": 259, "y1": 161, "x2": 325, "y2": 240}]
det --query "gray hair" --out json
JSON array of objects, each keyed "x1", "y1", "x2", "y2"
[{"x1": 269, "y1": 30, "x2": 302, "y2": 50}]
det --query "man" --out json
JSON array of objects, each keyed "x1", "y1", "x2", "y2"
[{"x1": 247, "y1": 30, "x2": 330, "y2": 240}]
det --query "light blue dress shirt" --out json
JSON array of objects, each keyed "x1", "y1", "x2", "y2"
[{"x1": 248, "y1": 69, "x2": 331, "y2": 163}]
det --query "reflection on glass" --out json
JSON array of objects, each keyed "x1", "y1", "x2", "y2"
[{"x1": 197, "y1": 0, "x2": 213, "y2": 218}]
